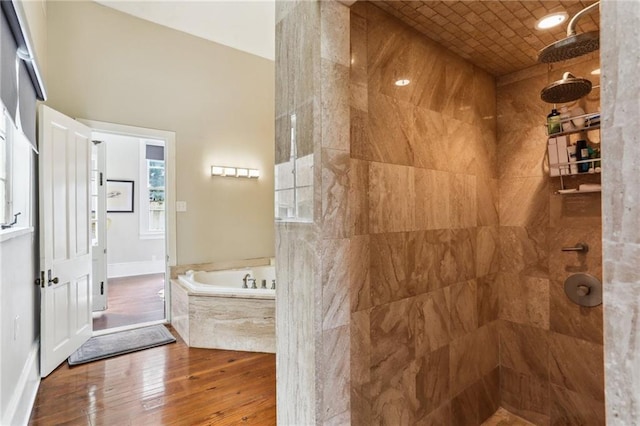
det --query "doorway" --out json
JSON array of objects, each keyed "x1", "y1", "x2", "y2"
[{"x1": 83, "y1": 119, "x2": 176, "y2": 334}]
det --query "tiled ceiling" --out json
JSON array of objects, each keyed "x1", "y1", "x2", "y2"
[{"x1": 372, "y1": 1, "x2": 600, "y2": 76}]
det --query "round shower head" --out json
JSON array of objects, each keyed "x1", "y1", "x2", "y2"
[
  {"x1": 538, "y1": 31, "x2": 600, "y2": 63},
  {"x1": 540, "y1": 72, "x2": 592, "y2": 104}
]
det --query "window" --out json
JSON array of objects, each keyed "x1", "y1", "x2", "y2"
[{"x1": 139, "y1": 139, "x2": 165, "y2": 238}]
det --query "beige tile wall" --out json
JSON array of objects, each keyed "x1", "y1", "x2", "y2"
[
  {"x1": 350, "y1": 3, "x2": 500, "y2": 424},
  {"x1": 496, "y1": 51, "x2": 604, "y2": 424}
]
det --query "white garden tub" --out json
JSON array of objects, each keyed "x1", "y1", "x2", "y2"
[{"x1": 172, "y1": 265, "x2": 276, "y2": 353}]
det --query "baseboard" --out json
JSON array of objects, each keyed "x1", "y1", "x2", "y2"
[
  {"x1": 107, "y1": 260, "x2": 165, "y2": 278},
  {"x1": 2, "y1": 339, "x2": 40, "y2": 426}
]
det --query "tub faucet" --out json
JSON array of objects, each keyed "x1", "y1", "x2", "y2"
[
  {"x1": 242, "y1": 273, "x2": 252, "y2": 289},
  {"x1": 250, "y1": 279, "x2": 257, "y2": 289},
  {"x1": 271, "y1": 279, "x2": 276, "y2": 290}
]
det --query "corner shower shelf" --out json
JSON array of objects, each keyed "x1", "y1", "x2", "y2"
[{"x1": 545, "y1": 112, "x2": 601, "y2": 137}]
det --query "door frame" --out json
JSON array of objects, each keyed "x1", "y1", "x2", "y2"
[{"x1": 79, "y1": 119, "x2": 177, "y2": 329}]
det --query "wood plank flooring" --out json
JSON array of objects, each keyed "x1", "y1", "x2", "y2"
[
  {"x1": 93, "y1": 274, "x2": 166, "y2": 331},
  {"x1": 29, "y1": 326, "x2": 276, "y2": 425}
]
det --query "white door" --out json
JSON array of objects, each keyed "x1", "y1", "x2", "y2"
[
  {"x1": 39, "y1": 105, "x2": 93, "y2": 377},
  {"x1": 91, "y1": 140, "x2": 107, "y2": 311}
]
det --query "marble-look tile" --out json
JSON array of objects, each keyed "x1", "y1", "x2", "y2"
[
  {"x1": 322, "y1": 410, "x2": 350, "y2": 426},
  {"x1": 499, "y1": 273, "x2": 550, "y2": 329},
  {"x1": 474, "y1": 127, "x2": 498, "y2": 179},
  {"x1": 477, "y1": 177, "x2": 499, "y2": 226},
  {"x1": 275, "y1": 113, "x2": 291, "y2": 164},
  {"x1": 476, "y1": 226, "x2": 499, "y2": 276},
  {"x1": 321, "y1": 325, "x2": 350, "y2": 421},
  {"x1": 414, "y1": 168, "x2": 450, "y2": 231},
  {"x1": 350, "y1": 107, "x2": 369, "y2": 161},
  {"x1": 366, "y1": 91, "x2": 415, "y2": 166},
  {"x1": 295, "y1": 100, "x2": 317, "y2": 158},
  {"x1": 170, "y1": 280, "x2": 190, "y2": 345},
  {"x1": 500, "y1": 321, "x2": 549, "y2": 381},
  {"x1": 549, "y1": 189, "x2": 602, "y2": 229},
  {"x1": 369, "y1": 232, "x2": 413, "y2": 306},
  {"x1": 369, "y1": 357, "x2": 417, "y2": 425},
  {"x1": 322, "y1": 238, "x2": 349, "y2": 330},
  {"x1": 351, "y1": 384, "x2": 371, "y2": 426},
  {"x1": 477, "y1": 274, "x2": 499, "y2": 327},
  {"x1": 449, "y1": 228, "x2": 477, "y2": 283},
  {"x1": 499, "y1": 126, "x2": 548, "y2": 179},
  {"x1": 370, "y1": 297, "x2": 413, "y2": 375},
  {"x1": 450, "y1": 324, "x2": 498, "y2": 396},
  {"x1": 452, "y1": 384, "x2": 478, "y2": 426},
  {"x1": 349, "y1": 158, "x2": 369, "y2": 236},
  {"x1": 549, "y1": 280, "x2": 603, "y2": 345},
  {"x1": 550, "y1": 385, "x2": 605, "y2": 426},
  {"x1": 416, "y1": 401, "x2": 451, "y2": 425},
  {"x1": 499, "y1": 176, "x2": 549, "y2": 228},
  {"x1": 473, "y1": 70, "x2": 497, "y2": 135},
  {"x1": 320, "y1": 0, "x2": 349, "y2": 66},
  {"x1": 446, "y1": 119, "x2": 478, "y2": 175},
  {"x1": 443, "y1": 54, "x2": 476, "y2": 126},
  {"x1": 407, "y1": 230, "x2": 449, "y2": 294},
  {"x1": 477, "y1": 368, "x2": 500, "y2": 424},
  {"x1": 350, "y1": 309, "x2": 370, "y2": 388},
  {"x1": 548, "y1": 332, "x2": 604, "y2": 402},
  {"x1": 415, "y1": 345, "x2": 450, "y2": 419},
  {"x1": 482, "y1": 407, "x2": 536, "y2": 426},
  {"x1": 499, "y1": 226, "x2": 549, "y2": 279},
  {"x1": 449, "y1": 280, "x2": 478, "y2": 340},
  {"x1": 500, "y1": 366, "x2": 550, "y2": 426},
  {"x1": 349, "y1": 11, "x2": 367, "y2": 112},
  {"x1": 321, "y1": 60, "x2": 350, "y2": 151},
  {"x1": 449, "y1": 173, "x2": 477, "y2": 228},
  {"x1": 190, "y1": 296, "x2": 275, "y2": 353},
  {"x1": 411, "y1": 108, "x2": 449, "y2": 172},
  {"x1": 322, "y1": 149, "x2": 350, "y2": 239},
  {"x1": 548, "y1": 226, "x2": 602, "y2": 283},
  {"x1": 496, "y1": 73, "x2": 549, "y2": 135},
  {"x1": 369, "y1": 161, "x2": 415, "y2": 233},
  {"x1": 350, "y1": 234, "x2": 370, "y2": 312},
  {"x1": 410, "y1": 288, "x2": 451, "y2": 357}
]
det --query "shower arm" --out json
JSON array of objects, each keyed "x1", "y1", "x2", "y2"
[{"x1": 567, "y1": 1, "x2": 600, "y2": 37}]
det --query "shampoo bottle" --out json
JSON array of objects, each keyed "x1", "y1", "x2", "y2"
[
  {"x1": 576, "y1": 139, "x2": 589, "y2": 173},
  {"x1": 547, "y1": 108, "x2": 561, "y2": 135}
]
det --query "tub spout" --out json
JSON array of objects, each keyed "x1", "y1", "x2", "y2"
[
  {"x1": 242, "y1": 273, "x2": 252, "y2": 289},
  {"x1": 271, "y1": 279, "x2": 276, "y2": 290}
]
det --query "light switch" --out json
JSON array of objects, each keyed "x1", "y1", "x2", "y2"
[{"x1": 176, "y1": 201, "x2": 187, "y2": 212}]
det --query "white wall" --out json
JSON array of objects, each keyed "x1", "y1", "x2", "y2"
[
  {"x1": 45, "y1": 1, "x2": 275, "y2": 266},
  {"x1": 100, "y1": 132, "x2": 164, "y2": 277}
]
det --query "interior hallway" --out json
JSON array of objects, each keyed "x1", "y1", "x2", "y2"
[
  {"x1": 93, "y1": 273, "x2": 166, "y2": 331},
  {"x1": 28, "y1": 327, "x2": 277, "y2": 425}
]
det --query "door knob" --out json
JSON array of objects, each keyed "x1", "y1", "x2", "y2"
[{"x1": 48, "y1": 276, "x2": 59, "y2": 285}]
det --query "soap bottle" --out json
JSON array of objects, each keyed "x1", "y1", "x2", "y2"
[
  {"x1": 547, "y1": 108, "x2": 561, "y2": 135},
  {"x1": 567, "y1": 144, "x2": 579, "y2": 174},
  {"x1": 575, "y1": 139, "x2": 589, "y2": 173}
]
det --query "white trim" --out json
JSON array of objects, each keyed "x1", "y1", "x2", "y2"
[
  {"x1": 77, "y1": 119, "x2": 176, "y2": 267},
  {"x1": 107, "y1": 260, "x2": 165, "y2": 278},
  {"x1": 0, "y1": 225, "x2": 33, "y2": 243},
  {"x1": 92, "y1": 319, "x2": 168, "y2": 337},
  {"x1": 2, "y1": 339, "x2": 40, "y2": 426},
  {"x1": 138, "y1": 138, "x2": 166, "y2": 239}
]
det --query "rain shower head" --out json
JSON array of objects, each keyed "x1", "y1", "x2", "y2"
[
  {"x1": 540, "y1": 72, "x2": 592, "y2": 104},
  {"x1": 538, "y1": 31, "x2": 600, "y2": 63},
  {"x1": 537, "y1": 2, "x2": 600, "y2": 63}
]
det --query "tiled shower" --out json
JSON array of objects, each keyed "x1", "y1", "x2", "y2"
[
  {"x1": 349, "y1": 3, "x2": 603, "y2": 424},
  {"x1": 275, "y1": 1, "x2": 607, "y2": 424}
]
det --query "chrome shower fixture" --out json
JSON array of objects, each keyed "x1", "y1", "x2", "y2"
[{"x1": 538, "y1": 2, "x2": 600, "y2": 63}]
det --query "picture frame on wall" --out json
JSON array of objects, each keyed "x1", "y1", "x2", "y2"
[{"x1": 106, "y1": 179, "x2": 134, "y2": 213}]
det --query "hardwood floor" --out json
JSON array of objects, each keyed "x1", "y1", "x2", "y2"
[
  {"x1": 29, "y1": 327, "x2": 276, "y2": 425},
  {"x1": 93, "y1": 273, "x2": 166, "y2": 331}
]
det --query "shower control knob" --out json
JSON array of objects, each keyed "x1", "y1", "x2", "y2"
[{"x1": 576, "y1": 285, "x2": 590, "y2": 297}]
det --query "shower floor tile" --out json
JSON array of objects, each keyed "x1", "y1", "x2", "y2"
[{"x1": 482, "y1": 407, "x2": 537, "y2": 426}]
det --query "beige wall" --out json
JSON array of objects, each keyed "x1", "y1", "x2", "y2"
[{"x1": 45, "y1": 1, "x2": 275, "y2": 265}]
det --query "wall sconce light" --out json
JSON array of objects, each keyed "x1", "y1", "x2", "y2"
[{"x1": 211, "y1": 165, "x2": 260, "y2": 179}]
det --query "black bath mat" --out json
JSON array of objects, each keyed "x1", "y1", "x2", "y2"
[{"x1": 68, "y1": 324, "x2": 176, "y2": 366}]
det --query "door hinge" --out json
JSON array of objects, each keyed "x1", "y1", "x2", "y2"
[
  {"x1": 99, "y1": 172, "x2": 103, "y2": 186},
  {"x1": 36, "y1": 270, "x2": 45, "y2": 288},
  {"x1": 100, "y1": 281, "x2": 104, "y2": 295}
]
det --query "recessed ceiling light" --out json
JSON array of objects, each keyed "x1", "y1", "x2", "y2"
[
  {"x1": 535, "y1": 12, "x2": 568, "y2": 30},
  {"x1": 395, "y1": 79, "x2": 410, "y2": 86},
  {"x1": 591, "y1": 68, "x2": 601, "y2": 75}
]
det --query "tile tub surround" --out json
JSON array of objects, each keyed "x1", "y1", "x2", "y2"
[
  {"x1": 349, "y1": 3, "x2": 500, "y2": 424},
  {"x1": 601, "y1": 1, "x2": 640, "y2": 424},
  {"x1": 170, "y1": 279, "x2": 275, "y2": 353},
  {"x1": 496, "y1": 45, "x2": 604, "y2": 424}
]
